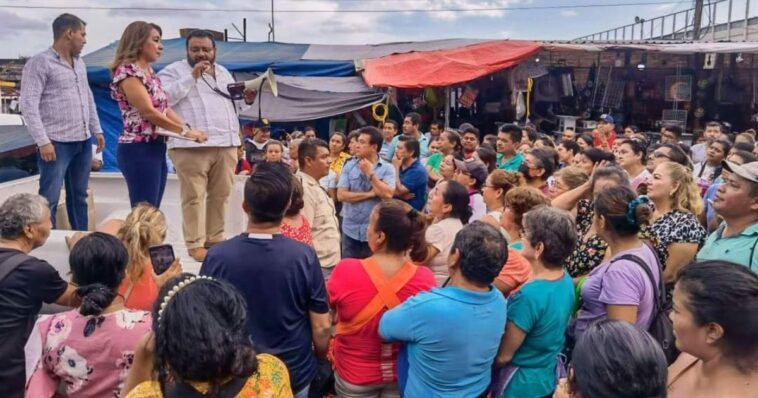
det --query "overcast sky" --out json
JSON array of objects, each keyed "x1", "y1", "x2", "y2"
[{"x1": 0, "y1": 0, "x2": 747, "y2": 58}]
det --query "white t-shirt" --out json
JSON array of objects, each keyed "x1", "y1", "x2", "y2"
[
  {"x1": 470, "y1": 193, "x2": 486, "y2": 222},
  {"x1": 425, "y1": 217, "x2": 464, "y2": 286}
]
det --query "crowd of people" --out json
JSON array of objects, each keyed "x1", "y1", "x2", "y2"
[{"x1": 3, "y1": 11, "x2": 757, "y2": 398}]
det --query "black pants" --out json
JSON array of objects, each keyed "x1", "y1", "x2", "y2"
[{"x1": 341, "y1": 234, "x2": 372, "y2": 259}]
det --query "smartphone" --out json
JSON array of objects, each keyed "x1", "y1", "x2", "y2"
[{"x1": 148, "y1": 244, "x2": 175, "y2": 275}]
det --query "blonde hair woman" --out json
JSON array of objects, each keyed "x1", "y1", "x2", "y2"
[
  {"x1": 642, "y1": 161, "x2": 707, "y2": 286},
  {"x1": 116, "y1": 204, "x2": 181, "y2": 310},
  {"x1": 110, "y1": 21, "x2": 207, "y2": 208},
  {"x1": 480, "y1": 170, "x2": 524, "y2": 232}
]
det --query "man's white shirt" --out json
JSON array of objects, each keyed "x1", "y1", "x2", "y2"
[{"x1": 158, "y1": 60, "x2": 244, "y2": 149}]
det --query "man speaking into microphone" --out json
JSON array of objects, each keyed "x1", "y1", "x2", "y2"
[{"x1": 159, "y1": 30, "x2": 256, "y2": 262}]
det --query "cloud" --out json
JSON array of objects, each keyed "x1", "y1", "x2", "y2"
[
  {"x1": 0, "y1": 10, "x2": 48, "y2": 37},
  {"x1": 560, "y1": 10, "x2": 578, "y2": 17}
]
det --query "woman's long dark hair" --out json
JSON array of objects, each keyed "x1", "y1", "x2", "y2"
[
  {"x1": 69, "y1": 232, "x2": 129, "y2": 316},
  {"x1": 152, "y1": 273, "x2": 259, "y2": 397},
  {"x1": 442, "y1": 180, "x2": 473, "y2": 224}
]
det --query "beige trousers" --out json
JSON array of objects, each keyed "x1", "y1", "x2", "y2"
[{"x1": 169, "y1": 147, "x2": 237, "y2": 249}]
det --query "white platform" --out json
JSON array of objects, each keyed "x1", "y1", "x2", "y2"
[{"x1": 1, "y1": 172, "x2": 251, "y2": 283}]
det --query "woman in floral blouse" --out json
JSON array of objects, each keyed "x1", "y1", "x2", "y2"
[
  {"x1": 109, "y1": 21, "x2": 207, "y2": 207},
  {"x1": 282, "y1": 175, "x2": 313, "y2": 246},
  {"x1": 123, "y1": 274, "x2": 292, "y2": 398},
  {"x1": 552, "y1": 165, "x2": 631, "y2": 280},
  {"x1": 26, "y1": 233, "x2": 151, "y2": 398}
]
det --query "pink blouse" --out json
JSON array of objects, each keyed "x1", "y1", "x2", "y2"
[
  {"x1": 110, "y1": 63, "x2": 168, "y2": 144},
  {"x1": 26, "y1": 309, "x2": 151, "y2": 398}
]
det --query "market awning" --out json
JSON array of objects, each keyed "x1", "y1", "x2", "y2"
[
  {"x1": 236, "y1": 74, "x2": 384, "y2": 122},
  {"x1": 361, "y1": 40, "x2": 543, "y2": 88}
]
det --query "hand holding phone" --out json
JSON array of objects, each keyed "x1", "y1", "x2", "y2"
[{"x1": 148, "y1": 244, "x2": 175, "y2": 275}]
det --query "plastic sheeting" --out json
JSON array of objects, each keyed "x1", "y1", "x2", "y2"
[
  {"x1": 84, "y1": 39, "x2": 356, "y2": 85},
  {"x1": 362, "y1": 40, "x2": 543, "y2": 88},
  {"x1": 235, "y1": 74, "x2": 384, "y2": 122}
]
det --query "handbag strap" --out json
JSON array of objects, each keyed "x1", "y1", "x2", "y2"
[
  {"x1": 613, "y1": 251, "x2": 664, "y2": 311},
  {"x1": 0, "y1": 253, "x2": 32, "y2": 284},
  {"x1": 335, "y1": 257, "x2": 417, "y2": 336}
]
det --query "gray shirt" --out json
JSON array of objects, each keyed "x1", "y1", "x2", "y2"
[{"x1": 20, "y1": 47, "x2": 102, "y2": 146}]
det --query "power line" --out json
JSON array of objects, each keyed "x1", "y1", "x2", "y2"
[{"x1": 0, "y1": 1, "x2": 691, "y2": 13}]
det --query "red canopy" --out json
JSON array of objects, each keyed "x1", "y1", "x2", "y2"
[{"x1": 362, "y1": 40, "x2": 542, "y2": 88}]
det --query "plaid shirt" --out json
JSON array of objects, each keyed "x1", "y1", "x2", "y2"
[{"x1": 20, "y1": 47, "x2": 102, "y2": 146}]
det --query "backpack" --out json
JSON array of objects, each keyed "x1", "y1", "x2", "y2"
[{"x1": 611, "y1": 250, "x2": 679, "y2": 365}]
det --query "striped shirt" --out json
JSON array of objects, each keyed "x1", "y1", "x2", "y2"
[{"x1": 20, "y1": 47, "x2": 102, "y2": 146}]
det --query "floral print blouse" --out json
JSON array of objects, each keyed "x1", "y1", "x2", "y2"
[
  {"x1": 26, "y1": 309, "x2": 152, "y2": 398},
  {"x1": 281, "y1": 214, "x2": 314, "y2": 246},
  {"x1": 111, "y1": 63, "x2": 169, "y2": 144},
  {"x1": 565, "y1": 199, "x2": 608, "y2": 278},
  {"x1": 125, "y1": 354, "x2": 292, "y2": 398}
]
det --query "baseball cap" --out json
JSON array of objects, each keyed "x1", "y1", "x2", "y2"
[
  {"x1": 597, "y1": 114, "x2": 614, "y2": 124},
  {"x1": 250, "y1": 118, "x2": 271, "y2": 130},
  {"x1": 454, "y1": 159, "x2": 488, "y2": 186},
  {"x1": 722, "y1": 160, "x2": 758, "y2": 184}
]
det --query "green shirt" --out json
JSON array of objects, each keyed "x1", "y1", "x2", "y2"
[
  {"x1": 497, "y1": 152, "x2": 524, "y2": 172},
  {"x1": 504, "y1": 273, "x2": 575, "y2": 398},
  {"x1": 426, "y1": 152, "x2": 443, "y2": 172},
  {"x1": 697, "y1": 222, "x2": 758, "y2": 272}
]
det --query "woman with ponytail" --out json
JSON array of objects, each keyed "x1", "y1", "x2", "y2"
[
  {"x1": 327, "y1": 200, "x2": 436, "y2": 397},
  {"x1": 642, "y1": 161, "x2": 706, "y2": 288},
  {"x1": 26, "y1": 233, "x2": 151, "y2": 398},
  {"x1": 573, "y1": 186, "x2": 661, "y2": 341},
  {"x1": 117, "y1": 204, "x2": 181, "y2": 311}
]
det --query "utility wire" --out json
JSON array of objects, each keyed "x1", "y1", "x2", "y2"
[{"x1": 0, "y1": 1, "x2": 694, "y2": 13}]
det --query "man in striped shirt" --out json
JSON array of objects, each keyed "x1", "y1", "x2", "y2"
[{"x1": 20, "y1": 14, "x2": 103, "y2": 230}]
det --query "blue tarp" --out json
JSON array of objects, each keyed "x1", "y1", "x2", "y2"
[{"x1": 84, "y1": 38, "x2": 359, "y2": 171}]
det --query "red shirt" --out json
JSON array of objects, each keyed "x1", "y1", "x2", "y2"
[
  {"x1": 593, "y1": 130, "x2": 616, "y2": 149},
  {"x1": 327, "y1": 258, "x2": 436, "y2": 385}
]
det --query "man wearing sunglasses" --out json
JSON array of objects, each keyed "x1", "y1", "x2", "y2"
[{"x1": 158, "y1": 30, "x2": 256, "y2": 262}]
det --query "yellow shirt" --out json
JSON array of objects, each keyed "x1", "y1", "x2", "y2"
[
  {"x1": 125, "y1": 354, "x2": 292, "y2": 398},
  {"x1": 330, "y1": 152, "x2": 351, "y2": 177}
]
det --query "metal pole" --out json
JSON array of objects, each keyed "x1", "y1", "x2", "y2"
[
  {"x1": 712, "y1": 2, "x2": 717, "y2": 41},
  {"x1": 745, "y1": 0, "x2": 751, "y2": 41},
  {"x1": 243, "y1": 18, "x2": 247, "y2": 42},
  {"x1": 444, "y1": 87, "x2": 451, "y2": 129},
  {"x1": 693, "y1": 0, "x2": 704, "y2": 40},
  {"x1": 727, "y1": 0, "x2": 733, "y2": 40},
  {"x1": 684, "y1": 10, "x2": 690, "y2": 39},
  {"x1": 224, "y1": 28, "x2": 228, "y2": 42},
  {"x1": 650, "y1": 18, "x2": 654, "y2": 38},
  {"x1": 271, "y1": 0, "x2": 275, "y2": 42},
  {"x1": 673, "y1": 13, "x2": 677, "y2": 39},
  {"x1": 661, "y1": 16, "x2": 666, "y2": 38}
]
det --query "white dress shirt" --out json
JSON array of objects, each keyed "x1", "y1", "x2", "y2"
[{"x1": 158, "y1": 60, "x2": 242, "y2": 149}]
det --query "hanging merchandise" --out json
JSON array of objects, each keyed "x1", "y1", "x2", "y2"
[
  {"x1": 425, "y1": 87, "x2": 440, "y2": 108},
  {"x1": 703, "y1": 53, "x2": 717, "y2": 70},
  {"x1": 459, "y1": 86, "x2": 478, "y2": 108},
  {"x1": 526, "y1": 77, "x2": 534, "y2": 121},
  {"x1": 516, "y1": 91, "x2": 526, "y2": 120}
]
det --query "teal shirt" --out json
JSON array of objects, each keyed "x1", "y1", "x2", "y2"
[
  {"x1": 496, "y1": 152, "x2": 524, "y2": 172},
  {"x1": 697, "y1": 222, "x2": 758, "y2": 272},
  {"x1": 503, "y1": 273, "x2": 575, "y2": 398}
]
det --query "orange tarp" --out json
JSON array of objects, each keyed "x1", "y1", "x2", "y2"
[{"x1": 362, "y1": 40, "x2": 542, "y2": 88}]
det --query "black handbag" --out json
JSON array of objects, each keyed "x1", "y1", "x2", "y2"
[{"x1": 308, "y1": 359, "x2": 336, "y2": 398}]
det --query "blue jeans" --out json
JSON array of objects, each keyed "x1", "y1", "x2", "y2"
[
  {"x1": 117, "y1": 141, "x2": 168, "y2": 208},
  {"x1": 342, "y1": 234, "x2": 372, "y2": 259},
  {"x1": 37, "y1": 140, "x2": 92, "y2": 230}
]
